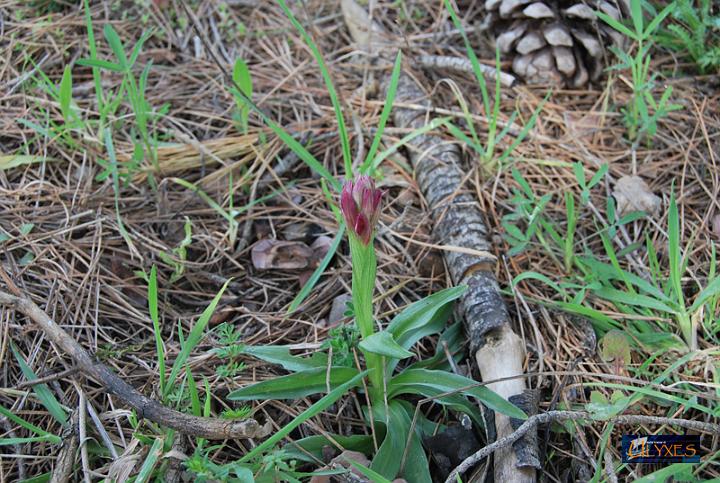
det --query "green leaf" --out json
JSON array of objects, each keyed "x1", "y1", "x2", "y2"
[
  {"x1": 346, "y1": 461, "x2": 393, "y2": 483},
  {"x1": 513, "y1": 271, "x2": 565, "y2": 296},
  {"x1": 359, "y1": 331, "x2": 413, "y2": 359},
  {"x1": 76, "y1": 58, "x2": 125, "y2": 72},
  {"x1": 0, "y1": 405, "x2": 57, "y2": 439},
  {"x1": 668, "y1": 191, "x2": 685, "y2": 308},
  {"x1": 585, "y1": 390, "x2": 633, "y2": 420},
  {"x1": 388, "y1": 369, "x2": 526, "y2": 420},
  {"x1": 385, "y1": 286, "x2": 463, "y2": 375},
  {"x1": 228, "y1": 367, "x2": 359, "y2": 401},
  {"x1": 283, "y1": 434, "x2": 373, "y2": 463},
  {"x1": 599, "y1": 330, "x2": 631, "y2": 366},
  {"x1": 232, "y1": 58, "x2": 253, "y2": 131},
  {"x1": 588, "y1": 163, "x2": 608, "y2": 190},
  {"x1": 597, "y1": 11, "x2": 636, "y2": 39},
  {"x1": 361, "y1": 51, "x2": 402, "y2": 172},
  {"x1": 0, "y1": 155, "x2": 52, "y2": 172},
  {"x1": 103, "y1": 24, "x2": 128, "y2": 69},
  {"x1": 632, "y1": 463, "x2": 694, "y2": 483},
  {"x1": 240, "y1": 370, "x2": 368, "y2": 463},
  {"x1": 631, "y1": 0, "x2": 643, "y2": 35},
  {"x1": 148, "y1": 266, "x2": 166, "y2": 398},
  {"x1": 186, "y1": 367, "x2": 201, "y2": 417},
  {"x1": 19, "y1": 223, "x2": 34, "y2": 236},
  {"x1": 11, "y1": 345, "x2": 68, "y2": 426},
  {"x1": 135, "y1": 437, "x2": 163, "y2": 483},
  {"x1": 593, "y1": 286, "x2": 676, "y2": 313},
  {"x1": 241, "y1": 345, "x2": 328, "y2": 372},
  {"x1": 370, "y1": 117, "x2": 449, "y2": 172},
  {"x1": 387, "y1": 286, "x2": 466, "y2": 347},
  {"x1": 645, "y1": 3, "x2": 674, "y2": 38},
  {"x1": 164, "y1": 280, "x2": 231, "y2": 399},
  {"x1": 277, "y1": 0, "x2": 351, "y2": 176},
  {"x1": 288, "y1": 226, "x2": 343, "y2": 312},
  {"x1": 690, "y1": 274, "x2": 720, "y2": 313},
  {"x1": 59, "y1": 65, "x2": 73, "y2": 122},
  {"x1": 0, "y1": 435, "x2": 61, "y2": 446},
  {"x1": 371, "y1": 400, "x2": 431, "y2": 482}
]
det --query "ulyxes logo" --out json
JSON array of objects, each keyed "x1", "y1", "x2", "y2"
[{"x1": 622, "y1": 435, "x2": 701, "y2": 463}]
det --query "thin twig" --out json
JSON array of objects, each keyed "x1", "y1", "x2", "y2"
[
  {"x1": 16, "y1": 367, "x2": 79, "y2": 389},
  {"x1": 445, "y1": 410, "x2": 720, "y2": 483}
]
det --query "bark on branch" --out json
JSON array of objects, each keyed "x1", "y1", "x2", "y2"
[{"x1": 0, "y1": 289, "x2": 269, "y2": 440}]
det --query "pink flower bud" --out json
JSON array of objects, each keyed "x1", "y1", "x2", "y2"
[{"x1": 340, "y1": 175, "x2": 383, "y2": 245}]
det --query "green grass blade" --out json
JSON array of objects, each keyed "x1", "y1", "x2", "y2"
[
  {"x1": 277, "y1": 0, "x2": 352, "y2": 176},
  {"x1": 59, "y1": 65, "x2": 73, "y2": 123},
  {"x1": 0, "y1": 435, "x2": 62, "y2": 446},
  {"x1": 135, "y1": 437, "x2": 163, "y2": 483},
  {"x1": 228, "y1": 87, "x2": 340, "y2": 190},
  {"x1": 103, "y1": 24, "x2": 128, "y2": 70},
  {"x1": 239, "y1": 370, "x2": 368, "y2": 463},
  {"x1": 347, "y1": 460, "x2": 393, "y2": 483},
  {"x1": 186, "y1": 367, "x2": 201, "y2": 417},
  {"x1": 288, "y1": 225, "x2": 344, "y2": 312},
  {"x1": 164, "y1": 280, "x2": 231, "y2": 399},
  {"x1": 370, "y1": 117, "x2": 449, "y2": 171},
  {"x1": 104, "y1": 128, "x2": 138, "y2": 256},
  {"x1": 0, "y1": 405, "x2": 55, "y2": 438},
  {"x1": 228, "y1": 367, "x2": 359, "y2": 400},
  {"x1": 232, "y1": 58, "x2": 253, "y2": 132},
  {"x1": 361, "y1": 51, "x2": 403, "y2": 173},
  {"x1": 10, "y1": 345, "x2": 68, "y2": 426},
  {"x1": 498, "y1": 92, "x2": 549, "y2": 164},
  {"x1": 83, "y1": 0, "x2": 104, "y2": 107},
  {"x1": 597, "y1": 11, "x2": 636, "y2": 39},
  {"x1": 444, "y1": 0, "x2": 489, "y2": 113},
  {"x1": 668, "y1": 191, "x2": 684, "y2": 307},
  {"x1": 168, "y1": 178, "x2": 232, "y2": 222},
  {"x1": 148, "y1": 265, "x2": 166, "y2": 398},
  {"x1": 76, "y1": 58, "x2": 125, "y2": 73}
]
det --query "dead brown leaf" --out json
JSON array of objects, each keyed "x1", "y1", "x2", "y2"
[{"x1": 251, "y1": 239, "x2": 314, "y2": 270}]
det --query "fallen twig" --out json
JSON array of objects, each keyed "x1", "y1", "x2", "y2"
[
  {"x1": 0, "y1": 287, "x2": 269, "y2": 440},
  {"x1": 417, "y1": 55, "x2": 516, "y2": 88},
  {"x1": 445, "y1": 410, "x2": 720, "y2": 483}
]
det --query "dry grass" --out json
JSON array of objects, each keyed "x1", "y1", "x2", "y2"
[{"x1": 0, "y1": 0, "x2": 718, "y2": 481}]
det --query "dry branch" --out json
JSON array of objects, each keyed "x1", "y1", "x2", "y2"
[
  {"x1": 340, "y1": 1, "x2": 536, "y2": 481},
  {"x1": 0, "y1": 287, "x2": 269, "y2": 440},
  {"x1": 417, "y1": 55, "x2": 517, "y2": 88}
]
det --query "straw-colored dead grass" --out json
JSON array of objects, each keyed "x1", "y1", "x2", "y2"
[{"x1": 0, "y1": 0, "x2": 718, "y2": 481}]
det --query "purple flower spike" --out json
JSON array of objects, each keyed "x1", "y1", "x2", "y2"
[{"x1": 340, "y1": 175, "x2": 384, "y2": 245}]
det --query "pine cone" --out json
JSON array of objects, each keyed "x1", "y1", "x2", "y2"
[{"x1": 484, "y1": 0, "x2": 629, "y2": 87}]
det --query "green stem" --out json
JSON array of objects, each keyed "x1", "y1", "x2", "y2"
[{"x1": 349, "y1": 236, "x2": 384, "y2": 395}]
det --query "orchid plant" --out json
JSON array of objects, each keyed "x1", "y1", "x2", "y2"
[{"x1": 224, "y1": 174, "x2": 525, "y2": 482}]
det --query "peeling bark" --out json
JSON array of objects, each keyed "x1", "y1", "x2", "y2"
[{"x1": 340, "y1": 1, "x2": 536, "y2": 481}]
